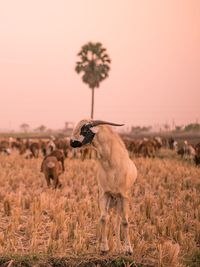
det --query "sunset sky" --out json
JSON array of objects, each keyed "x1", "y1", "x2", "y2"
[{"x1": 0, "y1": 0, "x2": 199, "y2": 130}]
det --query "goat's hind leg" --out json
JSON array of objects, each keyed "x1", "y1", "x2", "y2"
[
  {"x1": 53, "y1": 177, "x2": 62, "y2": 189},
  {"x1": 121, "y1": 196, "x2": 133, "y2": 255},
  {"x1": 115, "y1": 197, "x2": 122, "y2": 253},
  {"x1": 99, "y1": 192, "x2": 111, "y2": 254}
]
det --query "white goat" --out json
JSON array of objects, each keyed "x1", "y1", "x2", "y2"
[
  {"x1": 183, "y1": 140, "x2": 196, "y2": 161},
  {"x1": 70, "y1": 119, "x2": 137, "y2": 254}
]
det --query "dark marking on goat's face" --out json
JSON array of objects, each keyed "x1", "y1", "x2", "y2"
[
  {"x1": 70, "y1": 139, "x2": 82, "y2": 148},
  {"x1": 80, "y1": 124, "x2": 91, "y2": 136},
  {"x1": 73, "y1": 120, "x2": 90, "y2": 137},
  {"x1": 70, "y1": 119, "x2": 95, "y2": 148}
]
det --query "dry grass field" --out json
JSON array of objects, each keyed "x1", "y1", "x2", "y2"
[{"x1": 0, "y1": 150, "x2": 199, "y2": 266}]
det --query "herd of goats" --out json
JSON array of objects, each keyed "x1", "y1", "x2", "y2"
[
  {"x1": 0, "y1": 119, "x2": 199, "y2": 254},
  {"x1": 0, "y1": 133, "x2": 199, "y2": 167},
  {"x1": 0, "y1": 130, "x2": 199, "y2": 190}
]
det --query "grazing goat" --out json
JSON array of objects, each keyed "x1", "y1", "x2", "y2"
[
  {"x1": 137, "y1": 139, "x2": 157, "y2": 158},
  {"x1": 194, "y1": 143, "x2": 200, "y2": 165},
  {"x1": 70, "y1": 119, "x2": 137, "y2": 254},
  {"x1": 168, "y1": 137, "x2": 178, "y2": 151},
  {"x1": 46, "y1": 140, "x2": 56, "y2": 155},
  {"x1": 177, "y1": 141, "x2": 196, "y2": 162},
  {"x1": 30, "y1": 142, "x2": 40, "y2": 158},
  {"x1": 41, "y1": 156, "x2": 62, "y2": 189},
  {"x1": 0, "y1": 140, "x2": 12, "y2": 155}
]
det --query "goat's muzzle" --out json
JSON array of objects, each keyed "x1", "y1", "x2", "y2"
[{"x1": 70, "y1": 139, "x2": 82, "y2": 148}]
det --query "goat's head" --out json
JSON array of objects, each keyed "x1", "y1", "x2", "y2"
[{"x1": 70, "y1": 119, "x2": 124, "y2": 148}]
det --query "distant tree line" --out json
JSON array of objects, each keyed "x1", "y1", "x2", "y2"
[
  {"x1": 19, "y1": 122, "x2": 200, "y2": 134},
  {"x1": 130, "y1": 123, "x2": 200, "y2": 134},
  {"x1": 172, "y1": 123, "x2": 200, "y2": 132},
  {"x1": 131, "y1": 126, "x2": 152, "y2": 134},
  {"x1": 182, "y1": 123, "x2": 200, "y2": 132}
]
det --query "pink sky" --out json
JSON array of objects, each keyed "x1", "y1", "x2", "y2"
[{"x1": 0, "y1": 0, "x2": 199, "y2": 130}]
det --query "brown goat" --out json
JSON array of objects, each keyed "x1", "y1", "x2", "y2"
[
  {"x1": 41, "y1": 149, "x2": 65, "y2": 172},
  {"x1": 194, "y1": 143, "x2": 200, "y2": 165},
  {"x1": 30, "y1": 142, "x2": 40, "y2": 158},
  {"x1": 50, "y1": 149, "x2": 65, "y2": 171},
  {"x1": 41, "y1": 156, "x2": 62, "y2": 189}
]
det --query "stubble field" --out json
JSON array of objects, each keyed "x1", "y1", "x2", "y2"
[{"x1": 0, "y1": 150, "x2": 199, "y2": 266}]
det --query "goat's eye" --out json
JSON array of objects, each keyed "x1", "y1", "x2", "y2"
[{"x1": 80, "y1": 125, "x2": 88, "y2": 136}]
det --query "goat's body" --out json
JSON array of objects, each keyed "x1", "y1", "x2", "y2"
[
  {"x1": 71, "y1": 120, "x2": 137, "y2": 254},
  {"x1": 50, "y1": 149, "x2": 65, "y2": 171},
  {"x1": 195, "y1": 143, "x2": 200, "y2": 165},
  {"x1": 30, "y1": 142, "x2": 40, "y2": 158},
  {"x1": 41, "y1": 156, "x2": 62, "y2": 189},
  {"x1": 95, "y1": 130, "x2": 137, "y2": 197},
  {"x1": 93, "y1": 125, "x2": 137, "y2": 253}
]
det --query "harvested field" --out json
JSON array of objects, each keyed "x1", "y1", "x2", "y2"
[{"x1": 0, "y1": 150, "x2": 199, "y2": 266}]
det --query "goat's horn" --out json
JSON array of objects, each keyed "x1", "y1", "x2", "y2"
[{"x1": 90, "y1": 120, "x2": 124, "y2": 127}]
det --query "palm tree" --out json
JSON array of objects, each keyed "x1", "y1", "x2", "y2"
[
  {"x1": 75, "y1": 42, "x2": 111, "y2": 119},
  {"x1": 20, "y1": 123, "x2": 29, "y2": 133},
  {"x1": 35, "y1": 125, "x2": 46, "y2": 133}
]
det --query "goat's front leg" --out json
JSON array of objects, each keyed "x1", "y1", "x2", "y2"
[
  {"x1": 121, "y1": 197, "x2": 133, "y2": 254},
  {"x1": 99, "y1": 192, "x2": 111, "y2": 254},
  {"x1": 53, "y1": 177, "x2": 61, "y2": 189},
  {"x1": 61, "y1": 159, "x2": 65, "y2": 171},
  {"x1": 45, "y1": 175, "x2": 51, "y2": 187}
]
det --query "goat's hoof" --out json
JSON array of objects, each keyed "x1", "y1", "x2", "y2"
[
  {"x1": 125, "y1": 249, "x2": 133, "y2": 256},
  {"x1": 100, "y1": 243, "x2": 109, "y2": 255},
  {"x1": 124, "y1": 245, "x2": 133, "y2": 255},
  {"x1": 125, "y1": 250, "x2": 133, "y2": 256},
  {"x1": 100, "y1": 250, "x2": 109, "y2": 255}
]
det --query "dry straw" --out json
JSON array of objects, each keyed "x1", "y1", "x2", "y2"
[{"x1": 0, "y1": 151, "x2": 199, "y2": 266}]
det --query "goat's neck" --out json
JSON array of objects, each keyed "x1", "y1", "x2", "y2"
[{"x1": 92, "y1": 128, "x2": 120, "y2": 168}]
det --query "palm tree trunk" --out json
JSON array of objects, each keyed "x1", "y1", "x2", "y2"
[{"x1": 91, "y1": 87, "x2": 95, "y2": 119}]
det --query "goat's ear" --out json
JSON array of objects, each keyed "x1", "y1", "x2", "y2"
[{"x1": 91, "y1": 127, "x2": 99, "y2": 134}]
